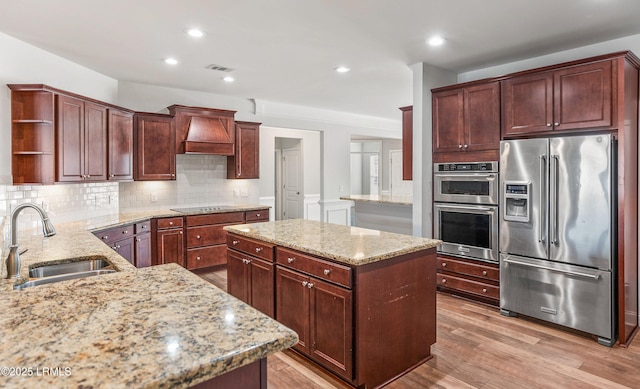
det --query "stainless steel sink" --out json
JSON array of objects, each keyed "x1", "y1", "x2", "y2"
[{"x1": 14, "y1": 257, "x2": 117, "y2": 290}]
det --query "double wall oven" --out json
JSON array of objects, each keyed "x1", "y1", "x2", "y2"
[{"x1": 433, "y1": 161, "x2": 499, "y2": 263}]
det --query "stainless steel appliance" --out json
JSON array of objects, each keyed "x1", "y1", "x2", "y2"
[
  {"x1": 499, "y1": 134, "x2": 616, "y2": 346},
  {"x1": 433, "y1": 162, "x2": 499, "y2": 263}
]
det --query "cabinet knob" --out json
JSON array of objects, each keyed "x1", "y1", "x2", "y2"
[
  {"x1": 458, "y1": 144, "x2": 463, "y2": 149},
  {"x1": 256, "y1": 213, "x2": 260, "y2": 217},
  {"x1": 463, "y1": 144, "x2": 468, "y2": 149},
  {"x1": 110, "y1": 174, "x2": 115, "y2": 178},
  {"x1": 196, "y1": 256, "x2": 201, "y2": 261},
  {"x1": 102, "y1": 236, "x2": 109, "y2": 240},
  {"x1": 323, "y1": 269, "x2": 331, "y2": 276},
  {"x1": 141, "y1": 225, "x2": 147, "y2": 229},
  {"x1": 179, "y1": 231, "x2": 183, "y2": 235},
  {"x1": 307, "y1": 282, "x2": 314, "y2": 289},
  {"x1": 441, "y1": 278, "x2": 447, "y2": 284},
  {"x1": 302, "y1": 281, "x2": 308, "y2": 287},
  {"x1": 255, "y1": 247, "x2": 263, "y2": 253},
  {"x1": 482, "y1": 270, "x2": 487, "y2": 276},
  {"x1": 546, "y1": 123, "x2": 552, "y2": 127},
  {"x1": 442, "y1": 262, "x2": 447, "y2": 267},
  {"x1": 196, "y1": 235, "x2": 201, "y2": 239},
  {"x1": 137, "y1": 238, "x2": 141, "y2": 242},
  {"x1": 169, "y1": 222, "x2": 173, "y2": 225},
  {"x1": 232, "y1": 240, "x2": 239, "y2": 245},
  {"x1": 554, "y1": 122, "x2": 559, "y2": 126},
  {"x1": 482, "y1": 288, "x2": 487, "y2": 293},
  {"x1": 123, "y1": 230, "x2": 128, "y2": 234},
  {"x1": 287, "y1": 257, "x2": 295, "y2": 263}
]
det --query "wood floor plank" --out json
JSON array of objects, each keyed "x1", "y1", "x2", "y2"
[{"x1": 196, "y1": 268, "x2": 640, "y2": 389}]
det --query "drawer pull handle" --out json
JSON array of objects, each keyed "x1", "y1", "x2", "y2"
[
  {"x1": 196, "y1": 235, "x2": 201, "y2": 239},
  {"x1": 169, "y1": 222, "x2": 173, "y2": 225},
  {"x1": 441, "y1": 278, "x2": 447, "y2": 284},
  {"x1": 482, "y1": 270, "x2": 487, "y2": 276},
  {"x1": 287, "y1": 257, "x2": 295, "y2": 263},
  {"x1": 482, "y1": 288, "x2": 487, "y2": 293},
  {"x1": 307, "y1": 282, "x2": 314, "y2": 289},
  {"x1": 255, "y1": 247, "x2": 263, "y2": 253},
  {"x1": 196, "y1": 256, "x2": 201, "y2": 261},
  {"x1": 232, "y1": 240, "x2": 239, "y2": 245},
  {"x1": 323, "y1": 269, "x2": 331, "y2": 276},
  {"x1": 302, "y1": 281, "x2": 308, "y2": 287},
  {"x1": 442, "y1": 262, "x2": 447, "y2": 267}
]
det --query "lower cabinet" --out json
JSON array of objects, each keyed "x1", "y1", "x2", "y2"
[
  {"x1": 154, "y1": 217, "x2": 185, "y2": 266},
  {"x1": 275, "y1": 266, "x2": 353, "y2": 379},
  {"x1": 135, "y1": 232, "x2": 152, "y2": 268},
  {"x1": 227, "y1": 250, "x2": 274, "y2": 317},
  {"x1": 186, "y1": 212, "x2": 244, "y2": 270},
  {"x1": 436, "y1": 255, "x2": 499, "y2": 305},
  {"x1": 93, "y1": 222, "x2": 146, "y2": 267}
]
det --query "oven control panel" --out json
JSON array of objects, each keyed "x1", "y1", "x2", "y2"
[{"x1": 436, "y1": 161, "x2": 497, "y2": 173}]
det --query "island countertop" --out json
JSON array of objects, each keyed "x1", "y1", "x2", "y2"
[
  {"x1": 224, "y1": 219, "x2": 440, "y2": 266},
  {"x1": 0, "y1": 263, "x2": 298, "y2": 388}
]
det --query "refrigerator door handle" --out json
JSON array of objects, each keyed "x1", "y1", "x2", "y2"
[
  {"x1": 503, "y1": 256, "x2": 601, "y2": 280},
  {"x1": 538, "y1": 155, "x2": 546, "y2": 244},
  {"x1": 549, "y1": 155, "x2": 559, "y2": 245}
]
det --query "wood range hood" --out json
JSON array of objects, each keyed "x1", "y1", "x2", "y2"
[{"x1": 168, "y1": 105, "x2": 237, "y2": 155}]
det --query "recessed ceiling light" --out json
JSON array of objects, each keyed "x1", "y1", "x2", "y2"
[
  {"x1": 222, "y1": 76, "x2": 235, "y2": 83},
  {"x1": 428, "y1": 35, "x2": 445, "y2": 46},
  {"x1": 186, "y1": 28, "x2": 205, "y2": 38},
  {"x1": 334, "y1": 66, "x2": 351, "y2": 73},
  {"x1": 163, "y1": 57, "x2": 179, "y2": 65}
]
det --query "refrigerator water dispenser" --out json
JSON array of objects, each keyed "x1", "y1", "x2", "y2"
[{"x1": 504, "y1": 182, "x2": 530, "y2": 222}]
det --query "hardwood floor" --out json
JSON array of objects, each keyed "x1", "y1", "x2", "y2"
[{"x1": 194, "y1": 267, "x2": 640, "y2": 388}]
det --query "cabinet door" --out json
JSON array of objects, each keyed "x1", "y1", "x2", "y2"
[
  {"x1": 400, "y1": 106, "x2": 412, "y2": 180},
  {"x1": 156, "y1": 228, "x2": 184, "y2": 266},
  {"x1": 276, "y1": 266, "x2": 310, "y2": 354},
  {"x1": 309, "y1": 278, "x2": 353, "y2": 380},
  {"x1": 502, "y1": 72, "x2": 554, "y2": 136},
  {"x1": 250, "y1": 257, "x2": 274, "y2": 318},
  {"x1": 84, "y1": 102, "x2": 108, "y2": 181},
  {"x1": 114, "y1": 236, "x2": 135, "y2": 265},
  {"x1": 108, "y1": 109, "x2": 134, "y2": 181},
  {"x1": 57, "y1": 95, "x2": 85, "y2": 182},
  {"x1": 134, "y1": 114, "x2": 176, "y2": 180},
  {"x1": 227, "y1": 250, "x2": 251, "y2": 304},
  {"x1": 554, "y1": 60, "x2": 612, "y2": 131},
  {"x1": 135, "y1": 232, "x2": 152, "y2": 268},
  {"x1": 227, "y1": 121, "x2": 260, "y2": 179},
  {"x1": 464, "y1": 82, "x2": 500, "y2": 152},
  {"x1": 432, "y1": 89, "x2": 464, "y2": 153}
]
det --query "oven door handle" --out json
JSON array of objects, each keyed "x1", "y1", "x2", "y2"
[
  {"x1": 436, "y1": 173, "x2": 497, "y2": 180},
  {"x1": 503, "y1": 256, "x2": 601, "y2": 280},
  {"x1": 435, "y1": 204, "x2": 495, "y2": 212}
]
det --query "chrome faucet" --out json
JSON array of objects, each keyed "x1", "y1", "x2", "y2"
[{"x1": 5, "y1": 203, "x2": 56, "y2": 281}]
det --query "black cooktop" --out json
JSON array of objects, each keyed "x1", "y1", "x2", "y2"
[{"x1": 170, "y1": 205, "x2": 234, "y2": 213}]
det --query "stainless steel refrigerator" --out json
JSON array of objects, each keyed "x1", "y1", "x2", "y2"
[{"x1": 499, "y1": 134, "x2": 616, "y2": 346}]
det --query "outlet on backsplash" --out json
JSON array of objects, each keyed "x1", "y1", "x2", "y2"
[
  {"x1": 240, "y1": 187, "x2": 248, "y2": 197},
  {"x1": 150, "y1": 192, "x2": 158, "y2": 202}
]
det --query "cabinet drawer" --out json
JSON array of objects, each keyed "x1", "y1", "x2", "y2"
[
  {"x1": 186, "y1": 225, "x2": 227, "y2": 248},
  {"x1": 186, "y1": 245, "x2": 227, "y2": 269},
  {"x1": 438, "y1": 256, "x2": 499, "y2": 281},
  {"x1": 135, "y1": 220, "x2": 151, "y2": 234},
  {"x1": 157, "y1": 217, "x2": 183, "y2": 230},
  {"x1": 186, "y1": 212, "x2": 244, "y2": 226},
  {"x1": 246, "y1": 209, "x2": 269, "y2": 222},
  {"x1": 276, "y1": 247, "x2": 352, "y2": 288},
  {"x1": 227, "y1": 234, "x2": 274, "y2": 261},
  {"x1": 437, "y1": 273, "x2": 499, "y2": 300},
  {"x1": 94, "y1": 224, "x2": 133, "y2": 244}
]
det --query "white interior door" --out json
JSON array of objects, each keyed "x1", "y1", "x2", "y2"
[
  {"x1": 390, "y1": 150, "x2": 412, "y2": 196},
  {"x1": 283, "y1": 148, "x2": 303, "y2": 219}
]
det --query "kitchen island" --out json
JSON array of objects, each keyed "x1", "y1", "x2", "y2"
[
  {"x1": 0, "y1": 206, "x2": 296, "y2": 389},
  {"x1": 340, "y1": 194, "x2": 413, "y2": 234},
  {"x1": 225, "y1": 219, "x2": 441, "y2": 388}
]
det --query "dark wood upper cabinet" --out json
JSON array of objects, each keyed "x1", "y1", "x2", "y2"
[
  {"x1": 133, "y1": 113, "x2": 176, "y2": 181},
  {"x1": 227, "y1": 121, "x2": 260, "y2": 179},
  {"x1": 399, "y1": 106, "x2": 412, "y2": 180},
  {"x1": 432, "y1": 81, "x2": 500, "y2": 162},
  {"x1": 108, "y1": 109, "x2": 134, "y2": 181},
  {"x1": 503, "y1": 60, "x2": 613, "y2": 136},
  {"x1": 8, "y1": 86, "x2": 56, "y2": 185},
  {"x1": 56, "y1": 95, "x2": 108, "y2": 182}
]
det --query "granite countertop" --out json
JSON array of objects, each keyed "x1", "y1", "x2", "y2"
[
  {"x1": 225, "y1": 219, "x2": 440, "y2": 266},
  {"x1": 340, "y1": 194, "x2": 413, "y2": 205},
  {"x1": 0, "y1": 263, "x2": 298, "y2": 388}
]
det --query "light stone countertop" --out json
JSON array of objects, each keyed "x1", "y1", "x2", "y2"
[
  {"x1": 225, "y1": 219, "x2": 440, "y2": 266},
  {"x1": 340, "y1": 194, "x2": 413, "y2": 205},
  {"x1": 0, "y1": 204, "x2": 296, "y2": 388},
  {"x1": 0, "y1": 263, "x2": 298, "y2": 388}
]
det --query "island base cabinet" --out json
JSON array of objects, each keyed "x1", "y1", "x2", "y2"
[
  {"x1": 276, "y1": 266, "x2": 353, "y2": 381},
  {"x1": 191, "y1": 358, "x2": 266, "y2": 389},
  {"x1": 227, "y1": 249, "x2": 274, "y2": 317}
]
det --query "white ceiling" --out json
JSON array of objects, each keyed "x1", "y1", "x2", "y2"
[{"x1": 2, "y1": 0, "x2": 640, "y2": 120}]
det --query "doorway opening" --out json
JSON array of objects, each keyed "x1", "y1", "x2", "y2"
[{"x1": 275, "y1": 137, "x2": 304, "y2": 220}]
